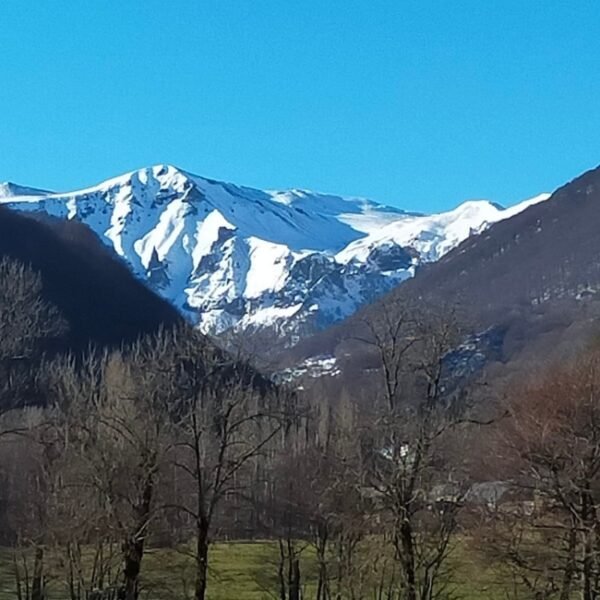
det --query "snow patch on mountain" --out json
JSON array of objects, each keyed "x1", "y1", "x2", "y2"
[
  {"x1": 0, "y1": 165, "x2": 549, "y2": 343},
  {"x1": 0, "y1": 182, "x2": 53, "y2": 199},
  {"x1": 273, "y1": 354, "x2": 341, "y2": 385},
  {"x1": 337, "y1": 195, "x2": 551, "y2": 264}
]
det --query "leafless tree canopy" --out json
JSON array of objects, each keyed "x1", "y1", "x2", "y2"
[{"x1": 4, "y1": 254, "x2": 600, "y2": 599}]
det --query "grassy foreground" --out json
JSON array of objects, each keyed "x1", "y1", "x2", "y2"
[
  {"x1": 0, "y1": 540, "x2": 510, "y2": 600},
  {"x1": 142, "y1": 540, "x2": 509, "y2": 600}
]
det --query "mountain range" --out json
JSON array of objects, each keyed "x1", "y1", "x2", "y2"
[
  {"x1": 0, "y1": 165, "x2": 548, "y2": 345},
  {"x1": 283, "y1": 163, "x2": 600, "y2": 391}
]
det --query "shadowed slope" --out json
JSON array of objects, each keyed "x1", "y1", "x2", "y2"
[{"x1": 0, "y1": 206, "x2": 181, "y2": 349}]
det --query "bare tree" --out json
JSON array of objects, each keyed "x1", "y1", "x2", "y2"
[
  {"x1": 159, "y1": 326, "x2": 287, "y2": 600},
  {"x1": 0, "y1": 257, "x2": 66, "y2": 362},
  {"x1": 358, "y1": 301, "x2": 475, "y2": 600},
  {"x1": 271, "y1": 396, "x2": 371, "y2": 600},
  {"x1": 0, "y1": 257, "x2": 67, "y2": 414},
  {"x1": 0, "y1": 257, "x2": 68, "y2": 600},
  {"x1": 43, "y1": 352, "x2": 123, "y2": 600},
  {"x1": 492, "y1": 351, "x2": 600, "y2": 599},
  {"x1": 45, "y1": 331, "x2": 180, "y2": 600}
]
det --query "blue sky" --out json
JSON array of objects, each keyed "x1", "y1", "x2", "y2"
[{"x1": 1, "y1": 1, "x2": 600, "y2": 212}]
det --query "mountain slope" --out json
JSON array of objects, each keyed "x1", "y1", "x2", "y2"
[
  {"x1": 0, "y1": 207, "x2": 181, "y2": 349},
  {"x1": 1, "y1": 165, "x2": 547, "y2": 343},
  {"x1": 285, "y1": 163, "x2": 600, "y2": 387}
]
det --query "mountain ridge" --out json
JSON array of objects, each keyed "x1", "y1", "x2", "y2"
[
  {"x1": 0, "y1": 182, "x2": 53, "y2": 198},
  {"x1": 1, "y1": 164, "x2": 548, "y2": 344},
  {"x1": 282, "y1": 163, "x2": 600, "y2": 389}
]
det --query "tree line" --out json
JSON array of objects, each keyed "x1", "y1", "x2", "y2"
[{"x1": 2, "y1": 256, "x2": 600, "y2": 600}]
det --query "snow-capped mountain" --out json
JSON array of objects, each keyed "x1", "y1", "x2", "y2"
[
  {"x1": 0, "y1": 182, "x2": 52, "y2": 198},
  {"x1": 0, "y1": 165, "x2": 549, "y2": 343}
]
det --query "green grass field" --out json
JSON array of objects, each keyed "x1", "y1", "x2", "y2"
[
  {"x1": 142, "y1": 542, "x2": 296, "y2": 600},
  {"x1": 144, "y1": 539, "x2": 516, "y2": 600},
  {"x1": 0, "y1": 540, "x2": 513, "y2": 600}
]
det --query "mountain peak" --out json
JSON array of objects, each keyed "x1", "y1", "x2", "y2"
[
  {"x1": 1, "y1": 167, "x2": 550, "y2": 345},
  {"x1": 0, "y1": 182, "x2": 53, "y2": 198},
  {"x1": 446, "y1": 199, "x2": 502, "y2": 214}
]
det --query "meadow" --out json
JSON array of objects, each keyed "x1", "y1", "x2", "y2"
[{"x1": 0, "y1": 540, "x2": 513, "y2": 600}]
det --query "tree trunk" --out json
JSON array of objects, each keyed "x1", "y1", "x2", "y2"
[
  {"x1": 559, "y1": 524, "x2": 577, "y2": 600},
  {"x1": 289, "y1": 558, "x2": 301, "y2": 600},
  {"x1": 31, "y1": 546, "x2": 44, "y2": 600},
  {"x1": 278, "y1": 539, "x2": 287, "y2": 600},
  {"x1": 120, "y1": 473, "x2": 154, "y2": 600},
  {"x1": 316, "y1": 524, "x2": 329, "y2": 600},
  {"x1": 194, "y1": 516, "x2": 210, "y2": 600},
  {"x1": 121, "y1": 537, "x2": 143, "y2": 600},
  {"x1": 398, "y1": 519, "x2": 416, "y2": 600},
  {"x1": 582, "y1": 487, "x2": 596, "y2": 600}
]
